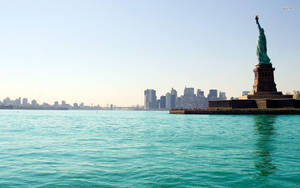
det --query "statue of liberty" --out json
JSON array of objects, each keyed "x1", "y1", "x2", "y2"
[{"x1": 255, "y1": 16, "x2": 271, "y2": 64}]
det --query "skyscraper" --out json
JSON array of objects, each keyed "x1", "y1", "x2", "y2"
[
  {"x1": 166, "y1": 92, "x2": 171, "y2": 109},
  {"x1": 208, "y1": 89, "x2": 218, "y2": 100},
  {"x1": 170, "y1": 88, "x2": 177, "y2": 109},
  {"x1": 61, "y1": 100, "x2": 66, "y2": 107},
  {"x1": 171, "y1": 88, "x2": 177, "y2": 98},
  {"x1": 165, "y1": 88, "x2": 177, "y2": 109},
  {"x1": 176, "y1": 87, "x2": 208, "y2": 109},
  {"x1": 22, "y1": 98, "x2": 28, "y2": 105},
  {"x1": 159, "y1": 96, "x2": 166, "y2": 109},
  {"x1": 184, "y1": 87, "x2": 195, "y2": 97},
  {"x1": 16, "y1": 97, "x2": 21, "y2": 105},
  {"x1": 3, "y1": 97, "x2": 11, "y2": 105},
  {"x1": 144, "y1": 89, "x2": 157, "y2": 109},
  {"x1": 219, "y1": 92, "x2": 227, "y2": 100}
]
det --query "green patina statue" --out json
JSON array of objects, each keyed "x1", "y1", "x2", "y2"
[{"x1": 255, "y1": 16, "x2": 271, "y2": 64}]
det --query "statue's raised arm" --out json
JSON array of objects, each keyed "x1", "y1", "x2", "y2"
[
  {"x1": 255, "y1": 16, "x2": 271, "y2": 64},
  {"x1": 255, "y1": 15, "x2": 262, "y2": 31}
]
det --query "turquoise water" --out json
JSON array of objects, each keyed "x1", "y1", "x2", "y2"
[{"x1": 0, "y1": 110, "x2": 299, "y2": 187}]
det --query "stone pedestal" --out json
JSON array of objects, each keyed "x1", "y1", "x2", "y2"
[
  {"x1": 253, "y1": 64, "x2": 276, "y2": 92},
  {"x1": 242, "y1": 64, "x2": 293, "y2": 99}
]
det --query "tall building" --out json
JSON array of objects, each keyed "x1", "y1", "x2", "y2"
[
  {"x1": 165, "y1": 92, "x2": 171, "y2": 109},
  {"x1": 16, "y1": 97, "x2": 21, "y2": 105},
  {"x1": 219, "y1": 92, "x2": 227, "y2": 100},
  {"x1": 171, "y1": 88, "x2": 177, "y2": 98},
  {"x1": 166, "y1": 92, "x2": 176, "y2": 109},
  {"x1": 176, "y1": 87, "x2": 208, "y2": 109},
  {"x1": 165, "y1": 88, "x2": 177, "y2": 109},
  {"x1": 61, "y1": 100, "x2": 66, "y2": 107},
  {"x1": 208, "y1": 89, "x2": 218, "y2": 100},
  {"x1": 184, "y1": 87, "x2": 195, "y2": 97},
  {"x1": 22, "y1": 98, "x2": 28, "y2": 105},
  {"x1": 80, "y1": 102, "x2": 84, "y2": 108},
  {"x1": 156, "y1": 99, "x2": 160, "y2": 109},
  {"x1": 31, "y1": 99, "x2": 38, "y2": 106},
  {"x1": 3, "y1": 97, "x2": 11, "y2": 105},
  {"x1": 197, "y1": 89, "x2": 205, "y2": 97},
  {"x1": 170, "y1": 94, "x2": 176, "y2": 109},
  {"x1": 144, "y1": 89, "x2": 157, "y2": 109},
  {"x1": 159, "y1": 96, "x2": 166, "y2": 109},
  {"x1": 170, "y1": 88, "x2": 177, "y2": 108}
]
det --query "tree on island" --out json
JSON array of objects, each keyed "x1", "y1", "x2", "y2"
[{"x1": 293, "y1": 90, "x2": 300, "y2": 99}]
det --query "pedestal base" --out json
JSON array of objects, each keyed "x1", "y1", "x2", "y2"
[
  {"x1": 240, "y1": 91, "x2": 293, "y2": 99},
  {"x1": 240, "y1": 63, "x2": 293, "y2": 100},
  {"x1": 208, "y1": 99, "x2": 300, "y2": 109}
]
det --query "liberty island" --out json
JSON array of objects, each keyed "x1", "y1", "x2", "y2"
[{"x1": 170, "y1": 16, "x2": 300, "y2": 114}]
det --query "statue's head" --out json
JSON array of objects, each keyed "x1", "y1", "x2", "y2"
[{"x1": 260, "y1": 28, "x2": 264, "y2": 33}]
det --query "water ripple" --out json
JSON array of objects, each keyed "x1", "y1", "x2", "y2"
[{"x1": 0, "y1": 111, "x2": 299, "y2": 187}]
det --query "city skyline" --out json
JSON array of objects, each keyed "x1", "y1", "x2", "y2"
[
  {"x1": 0, "y1": 96, "x2": 145, "y2": 110},
  {"x1": 0, "y1": 86, "x2": 229, "y2": 109},
  {"x1": 0, "y1": 1, "x2": 299, "y2": 106},
  {"x1": 144, "y1": 87, "x2": 228, "y2": 110},
  {"x1": 0, "y1": 96, "x2": 102, "y2": 109}
]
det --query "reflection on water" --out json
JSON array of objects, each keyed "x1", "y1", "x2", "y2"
[{"x1": 253, "y1": 115, "x2": 277, "y2": 179}]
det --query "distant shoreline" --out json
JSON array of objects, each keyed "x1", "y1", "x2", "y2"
[
  {"x1": 0, "y1": 105, "x2": 68, "y2": 110},
  {"x1": 0, "y1": 106, "x2": 167, "y2": 111}
]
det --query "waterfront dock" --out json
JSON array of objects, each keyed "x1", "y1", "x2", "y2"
[{"x1": 170, "y1": 108, "x2": 300, "y2": 115}]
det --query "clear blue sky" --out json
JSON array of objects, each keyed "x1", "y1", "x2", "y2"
[{"x1": 0, "y1": 0, "x2": 299, "y2": 106}]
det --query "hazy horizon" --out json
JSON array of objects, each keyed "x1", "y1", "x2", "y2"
[{"x1": 1, "y1": 0, "x2": 299, "y2": 106}]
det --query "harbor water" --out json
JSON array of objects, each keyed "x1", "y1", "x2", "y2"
[{"x1": 0, "y1": 110, "x2": 299, "y2": 187}]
